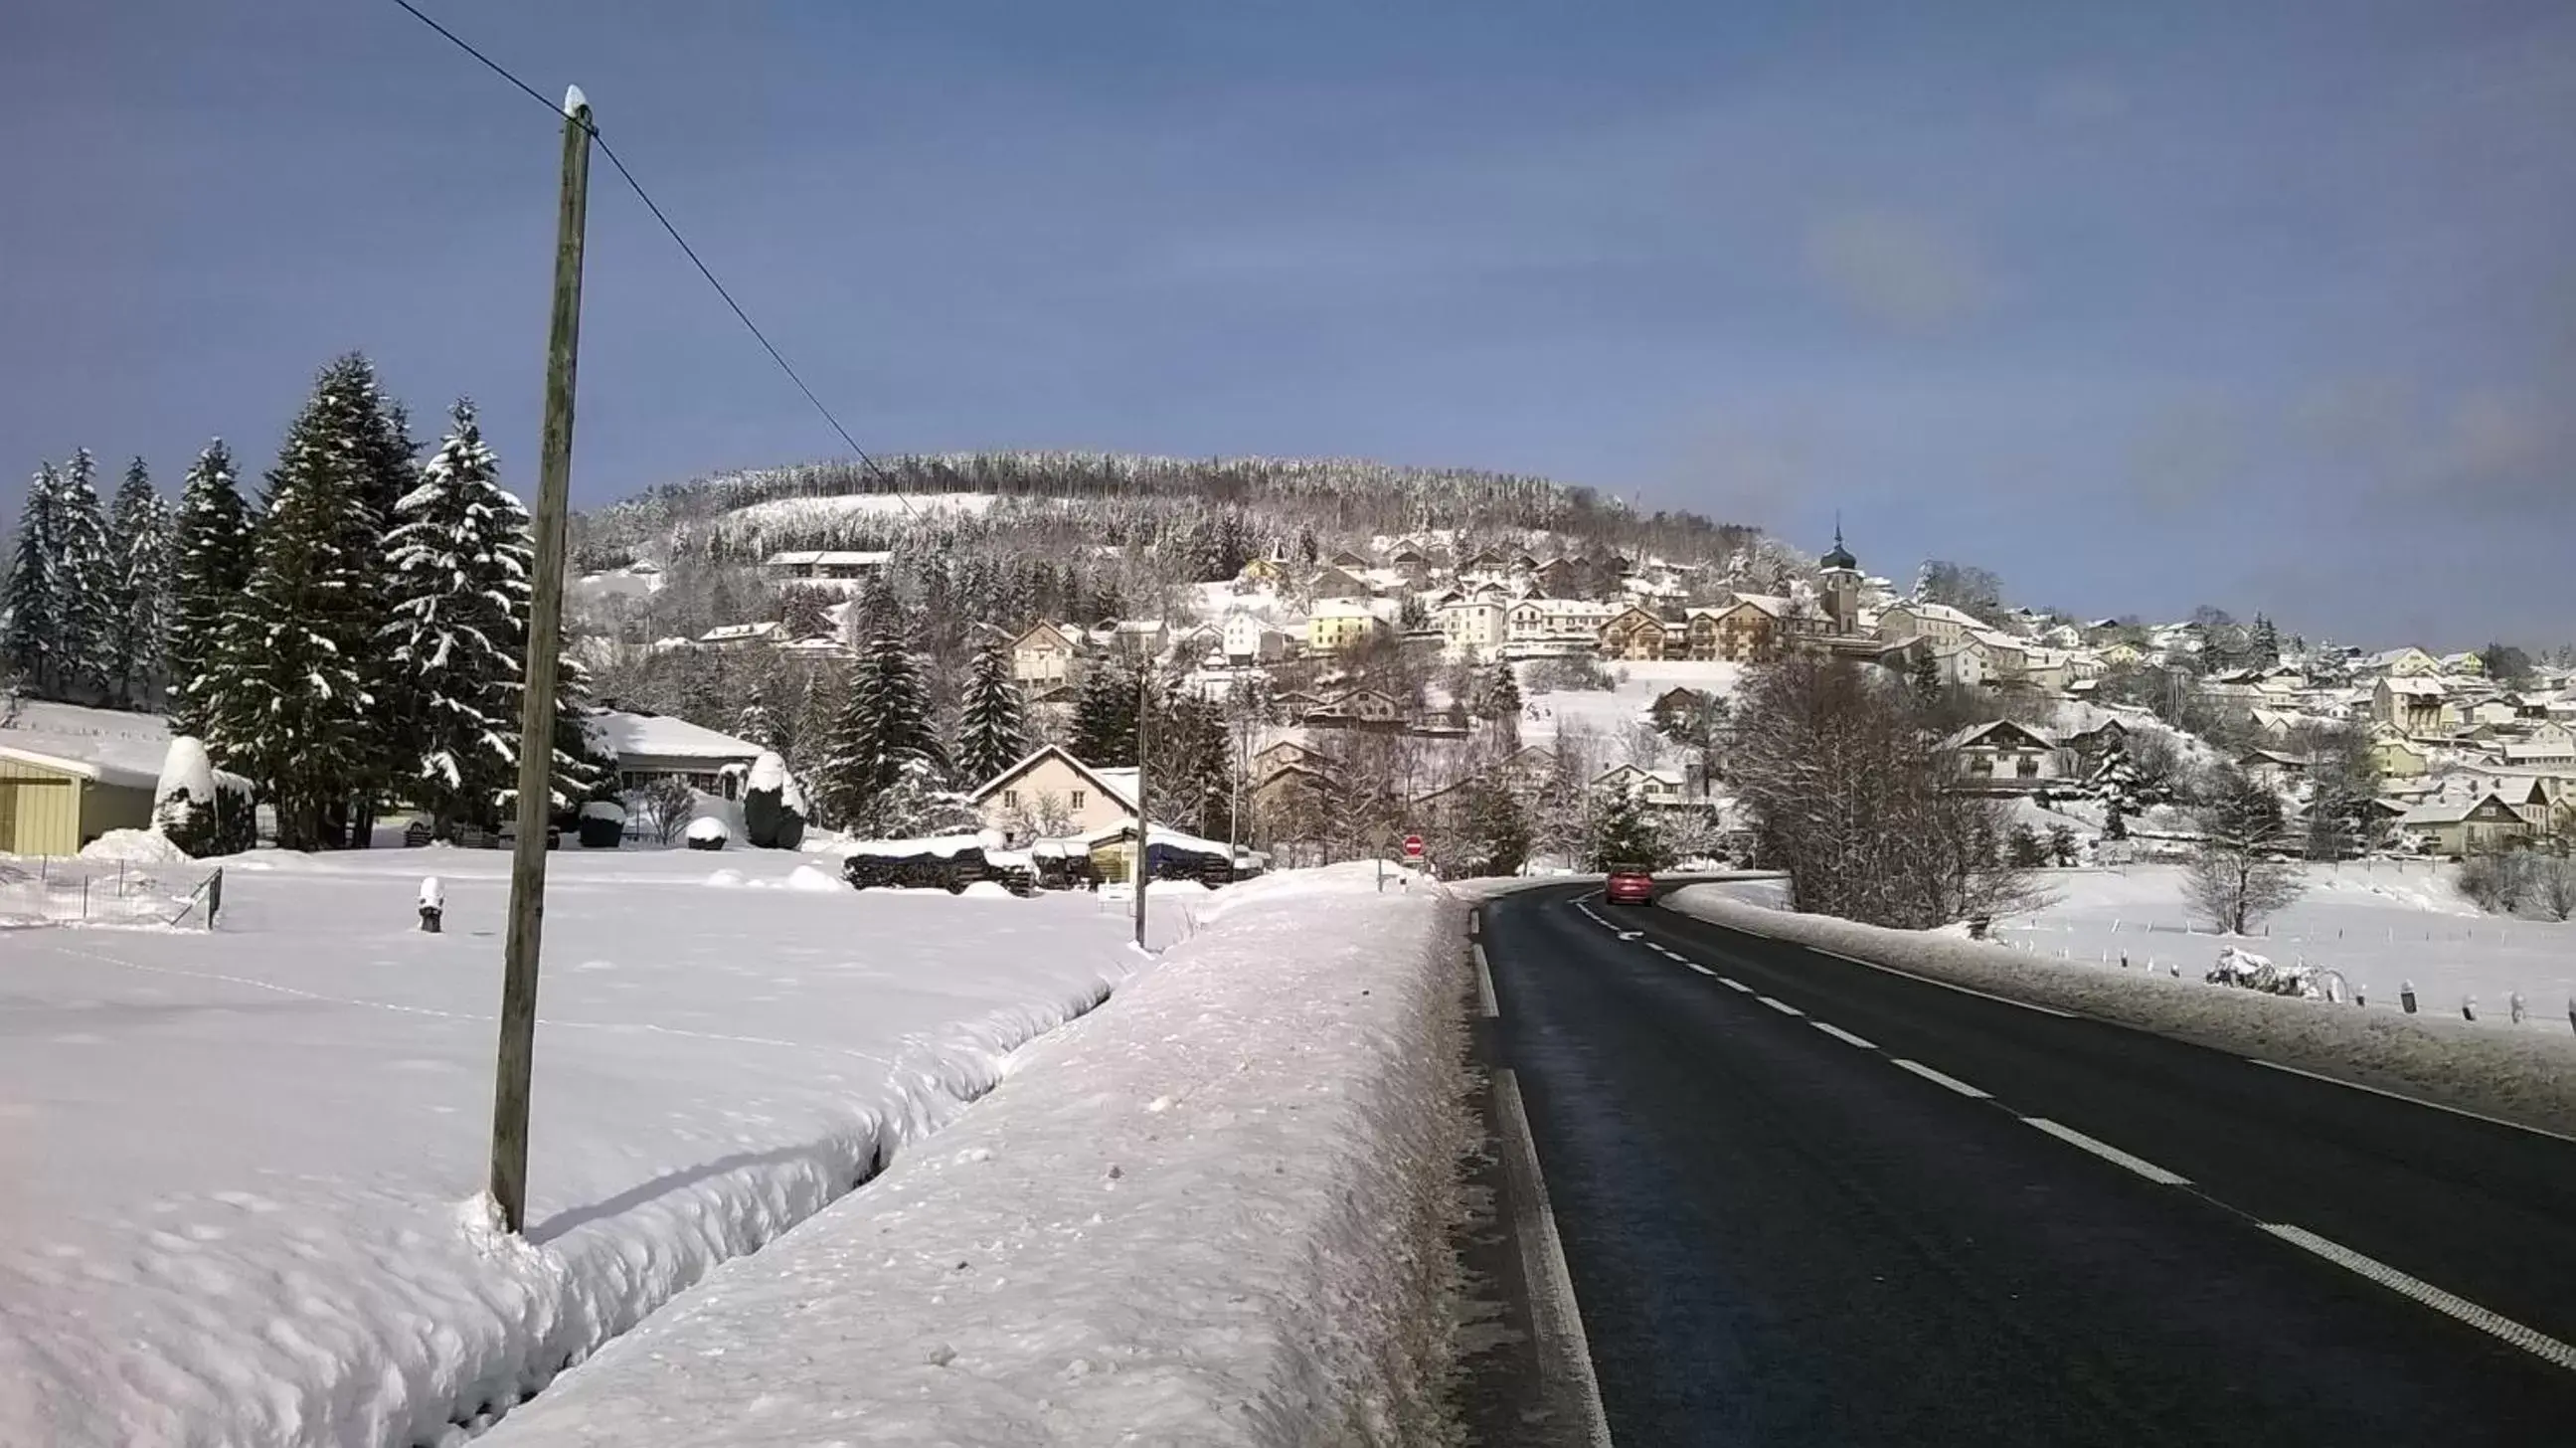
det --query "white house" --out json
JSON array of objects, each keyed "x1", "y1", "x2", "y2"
[
  {"x1": 1221, "y1": 614, "x2": 1290, "y2": 665},
  {"x1": 1437, "y1": 598, "x2": 1509, "y2": 659},
  {"x1": 1875, "y1": 601, "x2": 1987, "y2": 647},
  {"x1": 586, "y1": 711, "x2": 766, "y2": 798},
  {"x1": 967, "y1": 744, "x2": 1138, "y2": 841},
  {"x1": 1591, "y1": 763, "x2": 1693, "y2": 808},
  {"x1": 1504, "y1": 598, "x2": 1616, "y2": 649},
  {"x1": 697, "y1": 621, "x2": 783, "y2": 648},
  {"x1": 1009, "y1": 623, "x2": 1090, "y2": 689}
]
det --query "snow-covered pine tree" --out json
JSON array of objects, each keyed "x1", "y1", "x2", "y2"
[
  {"x1": 1587, "y1": 785, "x2": 1672, "y2": 871},
  {"x1": 952, "y1": 635, "x2": 1029, "y2": 786},
  {"x1": 1071, "y1": 654, "x2": 1138, "y2": 768},
  {"x1": 1150, "y1": 689, "x2": 1229, "y2": 837},
  {"x1": 214, "y1": 358, "x2": 395, "y2": 847},
  {"x1": 104, "y1": 456, "x2": 173, "y2": 708},
  {"x1": 1, "y1": 461, "x2": 66, "y2": 696},
  {"x1": 382, "y1": 400, "x2": 523, "y2": 834},
  {"x1": 52, "y1": 450, "x2": 115, "y2": 699},
  {"x1": 349, "y1": 370, "x2": 422, "y2": 839},
  {"x1": 818, "y1": 615, "x2": 944, "y2": 831},
  {"x1": 734, "y1": 688, "x2": 785, "y2": 753},
  {"x1": 166, "y1": 441, "x2": 258, "y2": 739}
]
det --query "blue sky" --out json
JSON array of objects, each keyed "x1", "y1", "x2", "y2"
[{"x1": 5, "y1": 0, "x2": 2572, "y2": 647}]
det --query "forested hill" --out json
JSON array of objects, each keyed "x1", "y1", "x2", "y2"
[{"x1": 569, "y1": 451, "x2": 1755, "y2": 568}]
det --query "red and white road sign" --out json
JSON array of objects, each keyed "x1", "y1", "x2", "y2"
[{"x1": 1402, "y1": 834, "x2": 1425, "y2": 859}]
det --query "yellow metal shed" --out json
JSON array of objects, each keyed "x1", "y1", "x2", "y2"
[{"x1": 0, "y1": 746, "x2": 158, "y2": 855}]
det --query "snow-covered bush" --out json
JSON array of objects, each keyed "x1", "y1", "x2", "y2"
[
  {"x1": 684, "y1": 815, "x2": 730, "y2": 850},
  {"x1": 576, "y1": 800, "x2": 625, "y2": 849},
  {"x1": 81, "y1": 828, "x2": 192, "y2": 865},
  {"x1": 153, "y1": 737, "x2": 220, "y2": 857},
  {"x1": 2205, "y1": 945, "x2": 2317, "y2": 998},
  {"x1": 742, "y1": 751, "x2": 806, "y2": 849}
]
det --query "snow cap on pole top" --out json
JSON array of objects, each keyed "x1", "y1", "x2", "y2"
[{"x1": 564, "y1": 85, "x2": 589, "y2": 117}]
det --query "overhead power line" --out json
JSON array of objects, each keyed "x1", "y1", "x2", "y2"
[{"x1": 384, "y1": 0, "x2": 922, "y2": 522}]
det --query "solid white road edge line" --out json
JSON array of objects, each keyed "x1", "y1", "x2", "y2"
[
  {"x1": 2246, "y1": 1058, "x2": 2576, "y2": 1148},
  {"x1": 1891, "y1": 1058, "x2": 1991, "y2": 1098},
  {"x1": 2259, "y1": 1223, "x2": 2576, "y2": 1372},
  {"x1": 1757, "y1": 996, "x2": 1803, "y2": 1016},
  {"x1": 1804, "y1": 945, "x2": 2079, "y2": 1018},
  {"x1": 1719, "y1": 978, "x2": 1753, "y2": 993},
  {"x1": 1493, "y1": 1068, "x2": 1620, "y2": 1446},
  {"x1": 2022, "y1": 1117, "x2": 2191, "y2": 1185},
  {"x1": 1810, "y1": 1021, "x2": 1877, "y2": 1049},
  {"x1": 1473, "y1": 941, "x2": 1499, "y2": 1018}
]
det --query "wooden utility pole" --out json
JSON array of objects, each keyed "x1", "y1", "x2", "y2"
[
  {"x1": 1132, "y1": 656, "x2": 1150, "y2": 949},
  {"x1": 490, "y1": 85, "x2": 594, "y2": 1235}
]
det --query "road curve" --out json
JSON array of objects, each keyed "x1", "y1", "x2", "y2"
[{"x1": 1471, "y1": 882, "x2": 2576, "y2": 1447}]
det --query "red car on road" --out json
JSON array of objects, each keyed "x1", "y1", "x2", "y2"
[{"x1": 1605, "y1": 864, "x2": 1654, "y2": 905}]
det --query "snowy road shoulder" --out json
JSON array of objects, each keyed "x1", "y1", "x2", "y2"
[
  {"x1": 1662, "y1": 884, "x2": 2576, "y2": 1137},
  {"x1": 484, "y1": 864, "x2": 1470, "y2": 1447}
]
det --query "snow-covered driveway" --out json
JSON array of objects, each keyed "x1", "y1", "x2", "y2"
[{"x1": 0, "y1": 846, "x2": 1154, "y2": 1447}]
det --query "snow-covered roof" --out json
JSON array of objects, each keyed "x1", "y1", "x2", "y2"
[
  {"x1": 2381, "y1": 676, "x2": 2448, "y2": 697},
  {"x1": 1888, "y1": 601, "x2": 1989, "y2": 630},
  {"x1": 1310, "y1": 598, "x2": 1380, "y2": 620},
  {"x1": 965, "y1": 744, "x2": 1139, "y2": 811},
  {"x1": 1942, "y1": 719, "x2": 2060, "y2": 751},
  {"x1": 699, "y1": 622, "x2": 783, "y2": 643},
  {"x1": 585, "y1": 710, "x2": 764, "y2": 763},
  {"x1": 764, "y1": 550, "x2": 891, "y2": 568},
  {"x1": 2397, "y1": 796, "x2": 2508, "y2": 826},
  {"x1": 0, "y1": 702, "x2": 180, "y2": 791}
]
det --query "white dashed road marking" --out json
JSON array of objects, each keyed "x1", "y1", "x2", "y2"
[
  {"x1": 1682, "y1": 961, "x2": 1717, "y2": 978},
  {"x1": 1718, "y1": 978, "x2": 1752, "y2": 993},
  {"x1": 1891, "y1": 1059, "x2": 1991, "y2": 1098},
  {"x1": 2021, "y1": 1117, "x2": 2191, "y2": 1185},
  {"x1": 1810, "y1": 1021, "x2": 1877, "y2": 1049},
  {"x1": 1757, "y1": 996, "x2": 1803, "y2": 1017},
  {"x1": 2259, "y1": 1224, "x2": 2576, "y2": 1372}
]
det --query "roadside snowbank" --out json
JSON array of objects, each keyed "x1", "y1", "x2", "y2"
[
  {"x1": 486, "y1": 863, "x2": 1470, "y2": 1446},
  {"x1": 1664, "y1": 885, "x2": 2576, "y2": 1134}
]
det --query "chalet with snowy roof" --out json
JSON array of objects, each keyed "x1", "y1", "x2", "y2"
[
  {"x1": 968, "y1": 744, "x2": 1138, "y2": 843},
  {"x1": 761, "y1": 550, "x2": 890, "y2": 584},
  {"x1": 692, "y1": 621, "x2": 781, "y2": 649},
  {"x1": 2361, "y1": 646, "x2": 2442, "y2": 678},
  {"x1": 1009, "y1": 623, "x2": 1090, "y2": 690},
  {"x1": 2236, "y1": 749, "x2": 2314, "y2": 790},
  {"x1": 1941, "y1": 720, "x2": 2068, "y2": 790},
  {"x1": 2367, "y1": 726, "x2": 2432, "y2": 779},
  {"x1": 2064, "y1": 718, "x2": 2129, "y2": 761},
  {"x1": 2396, "y1": 793, "x2": 2528, "y2": 856},
  {"x1": 587, "y1": 711, "x2": 765, "y2": 799},
  {"x1": 1304, "y1": 687, "x2": 1404, "y2": 729},
  {"x1": 1504, "y1": 598, "x2": 1617, "y2": 650},
  {"x1": 1305, "y1": 566, "x2": 1373, "y2": 600},
  {"x1": 1875, "y1": 601, "x2": 1987, "y2": 648},
  {"x1": 1591, "y1": 763, "x2": 1694, "y2": 809},
  {"x1": 1685, "y1": 595, "x2": 1787, "y2": 662},
  {"x1": 1598, "y1": 605, "x2": 1678, "y2": 661}
]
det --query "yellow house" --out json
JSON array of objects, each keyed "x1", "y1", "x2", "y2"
[
  {"x1": 0, "y1": 745, "x2": 158, "y2": 855},
  {"x1": 2367, "y1": 729, "x2": 2431, "y2": 778},
  {"x1": 2095, "y1": 640, "x2": 2146, "y2": 668},
  {"x1": 1308, "y1": 599, "x2": 1390, "y2": 653},
  {"x1": 1237, "y1": 554, "x2": 1286, "y2": 586}
]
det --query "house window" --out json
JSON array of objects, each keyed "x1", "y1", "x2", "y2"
[
  {"x1": 1071, "y1": 790, "x2": 1087, "y2": 811},
  {"x1": 2016, "y1": 755, "x2": 2040, "y2": 779},
  {"x1": 1969, "y1": 756, "x2": 1994, "y2": 776},
  {"x1": 1003, "y1": 789, "x2": 1020, "y2": 808}
]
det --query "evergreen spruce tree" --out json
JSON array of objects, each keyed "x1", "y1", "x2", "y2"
[
  {"x1": 2, "y1": 461, "x2": 65, "y2": 696},
  {"x1": 819, "y1": 615, "x2": 944, "y2": 832},
  {"x1": 382, "y1": 401, "x2": 523, "y2": 834},
  {"x1": 1586, "y1": 785, "x2": 1672, "y2": 871},
  {"x1": 1149, "y1": 689, "x2": 1229, "y2": 837},
  {"x1": 166, "y1": 441, "x2": 257, "y2": 739},
  {"x1": 52, "y1": 450, "x2": 115, "y2": 699},
  {"x1": 734, "y1": 687, "x2": 785, "y2": 753},
  {"x1": 214, "y1": 358, "x2": 395, "y2": 847},
  {"x1": 349, "y1": 371, "x2": 421, "y2": 840},
  {"x1": 104, "y1": 456, "x2": 173, "y2": 707},
  {"x1": 1071, "y1": 654, "x2": 1139, "y2": 767},
  {"x1": 1456, "y1": 775, "x2": 1532, "y2": 878},
  {"x1": 953, "y1": 635, "x2": 1029, "y2": 786}
]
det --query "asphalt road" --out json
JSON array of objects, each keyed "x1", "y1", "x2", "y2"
[{"x1": 1469, "y1": 882, "x2": 2576, "y2": 1447}]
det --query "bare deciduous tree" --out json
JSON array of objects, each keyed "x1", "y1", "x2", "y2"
[
  {"x1": 1730, "y1": 655, "x2": 2047, "y2": 928},
  {"x1": 2183, "y1": 768, "x2": 2306, "y2": 934},
  {"x1": 636, "y1": 776, "x2": 699, "y2": 846}
]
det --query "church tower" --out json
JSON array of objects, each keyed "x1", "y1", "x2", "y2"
[{"x1": 1818, "y1": 522, "x2": 1861, "y2": 636}]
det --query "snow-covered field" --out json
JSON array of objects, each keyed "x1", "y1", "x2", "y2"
[
  {"x1": 483, "y1": 863, "x2": 1466, "y2": 1446},
  {"x1": 0, "y1": 845, "x2": 1164, "y2": 1447},
  {"x1": 1518, "y1": 658, "x2": 1743, "y2": 755},
  {"x1": 1990, "y1": 861, "x2": 2576, "y2": 1023},
  {"x1": 712, "y1": 491, "x2": 1001, "y2": 537}
]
